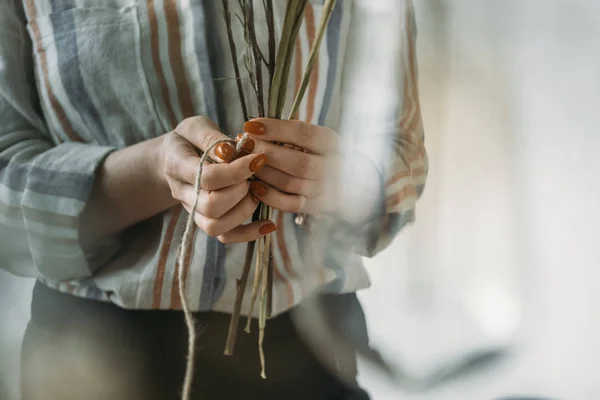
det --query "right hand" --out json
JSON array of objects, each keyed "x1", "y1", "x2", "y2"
[{"x1": 159, "y1": 116, "x2": 276, "y2": 244}]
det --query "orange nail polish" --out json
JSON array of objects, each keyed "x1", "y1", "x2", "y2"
[
  {"x1": 238, "y1": 149, "x2": 250, "y2": 158},
  {"x1": 244, "y1": 121, "x2": 266, "y2": 135},
  {"x1": 242, "y1": 138, "x2": 255, "y2": 152},
  {"x1": 215, "y1": 143, "x2": 234, "y2": 163},
  {"x1": 259, "y1": 223, "x2": 277, "y2": 235},
  {"x1": 249, "y1": 154, "x2": 267, "y2": 173},
  {"x1": 250, "y1": 181, "x2": 267, "y2": 196}
]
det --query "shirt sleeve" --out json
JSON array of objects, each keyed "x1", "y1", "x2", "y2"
[
  {"x1": 0, "y1": 1, "x2": 119, "y2": 281},
  {"x1": 336, "y1": 0, "x2": 428, "y2": 257}
]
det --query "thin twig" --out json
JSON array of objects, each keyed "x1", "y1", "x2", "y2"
[
  {"x1": 268, "y1": 0, "x2": 308, "y2": 119},
  {"x1": 288, "y1": 0, "x2": 337, "y2": 226},
  {"x1": 258, "y1": 231, "x2": 270, "y2": 379},
  {"x1": 288, "y1": 0, "x2": 337, "y2": 119},
  {"x1": 222, "y1": 0, "x2": 249, "y2": 121},
  {"x1": 245, "y1": 0, "x2": 265, "y2": 117},
  {"x1": 245, "y1": 203, "x2": 269, "y2": 331},
  {"x1": 223, "y1": 240, "x2": 255, "y2": 355},
  {"x1": 264, "y1": 0, "x2": 276, "y2": 93},
  {"x1": 266, "y1": 208, "x2": 274, "y2": 317}
]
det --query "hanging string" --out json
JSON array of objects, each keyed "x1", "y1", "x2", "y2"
[{"x1": 177, "y1": 138, "x2": 237, "y2": 400}]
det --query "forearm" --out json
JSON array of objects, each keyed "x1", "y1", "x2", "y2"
[{"x1": 79, "y1": 135, "x2": 177, "y2": 245}]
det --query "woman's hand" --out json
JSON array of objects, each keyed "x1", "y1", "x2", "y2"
[
  {"x1": 240, "y1": 118, "x2": 383, "y2": 224},
  {"x1": 159, "y1": 116, "x2": 276, "y2": 243}
]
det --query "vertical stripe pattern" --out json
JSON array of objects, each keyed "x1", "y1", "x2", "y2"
[
  {"x1": 24, "y1": 0, "x2": 81, "y2": 143},
  {"x1": 147, "y1": 0, "x2": 178, "y2": 127},
  {"x1": 1, "y1": 0, "x2": 426, "y2": 316},
  {"x1": 49, "y1": 0, "x2": 107, "y2": 142}
]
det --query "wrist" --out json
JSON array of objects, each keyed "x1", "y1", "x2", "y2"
[{"x1": 150, "y1": 135, "x2": 175, "y2": 201}]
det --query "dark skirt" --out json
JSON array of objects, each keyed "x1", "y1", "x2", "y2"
[{"x1": 21, "y1": 282, "x2": 371, "y2": 400}]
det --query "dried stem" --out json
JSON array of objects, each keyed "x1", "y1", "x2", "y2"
[
  {"x1": 268, "y1": 0, "x2": 308, "y2": 119},
  {"x1": 223, "y1": 240, "x2": 255, "y2": 355},
  {"x1": 222, "y1": 0, "x2": 249, "y2": 122},
  {"x1": 245, "y1": 236, "x2": 264, "y2": 332},
  {"x1": 288, "y1": 0, "x2": 337, "y2": 119},
  {"x1": 264, "y1": 0, "x2": 276, "y2": 89},
  {"x1": 258, "y1": 234, "x2": 270, "y2": 379},
  {"x1": 245, "y1": 0, "x2": 265, "y2": 117},
  {"x1": 245, "y1": 202, "x2": 269, "y2": 331},
  {"x1": 224, "y1": 0, "x2": 334, "y2": 365},
  {"x1": 223, "y1": 0, "x2": 256, "y2": 356}
]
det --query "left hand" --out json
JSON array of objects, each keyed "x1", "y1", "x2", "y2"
[{"x1": 239, "y1": 118, "x2": 382, "y2": 223}]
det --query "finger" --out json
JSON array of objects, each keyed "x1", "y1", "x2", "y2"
[
  {"x1": 188, "y1": 193, "x2": 261, "y2": 237},
  {"x1": 300, "y1": 194, "x2": 337, "y2": 216},
  {"x1": 254, "y1": 165, "x2": 319, "y2": 198},
  {"x1": 175, "y1": 116, "x2": 236, "y2": 163},
  {"x1": 249, "y1": 181, "x2": 306, "y2": 213},
  {"x1": 171, "y1": 153, "x2": 268, "y2": 190},
  {"x1": 176, "y1": 180, "x2": 250, "y2": 219},
  {"x1": 243, "y1": 118, "x2": 339, "y2": 154},
  {"x1": 251, "y1": 139, "x2": 325, "y2": 180},
  {"x1": 216, "y1": 220, "x2": 278, "y2": 244}
]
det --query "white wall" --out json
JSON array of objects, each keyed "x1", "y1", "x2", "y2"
[
  {"x1": 358, "y1": 0, "x2": 600, "y2": 399},
  {"x1": 0, "y1": 273, "x2": 33, "y2": 400}
]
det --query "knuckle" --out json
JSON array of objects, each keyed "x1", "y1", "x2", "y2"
[
  {"x1": 231, "y1": 165, "x2": 247, "y2": 183},
  {"x1": 203, "y1": 220, "x2": 221, "y2": 237},
  {"x1": 217, "y1": 235, "x2": 231, "y2": 244},
  {"x1": 290, "y1": 202, "x2": 304, "y2": 213},
  {"x1": 202, "y1": 193, "x2": 220, "y2": 219},
  {"x1": 296, "y1": 121, "x2": 312, "y2": 145},
  {"x1": 202, "y1": 203, "x2": 218, "y2": 219},
  {"x1": 164, "y1": 155, "x2": 179, "y2": 178},
  {"x1": 285, "y1": 178, "x2": 305, "y2": 195},
  {"x1": 295, "y1": 155, "x2": 312, "y2": 178},
  {"x1": 176, "y1": 116, "x2": 197, "y2": 134},
  {"x1": 290, "y1": 196, "x2": 306, "y2": 213}
]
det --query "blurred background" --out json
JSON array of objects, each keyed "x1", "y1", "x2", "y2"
[{"x1": 2, "y1": 0, "x2": 600, "y2": 399}]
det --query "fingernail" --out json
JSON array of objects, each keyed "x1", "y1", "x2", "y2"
[
  {"x1": 215, "y1": 143, "x2": 235, "y2": 163},
  {"x1": 242, "y1": 138, "x2": 255, "y2": 152},
  {"x1": 259, "y1": 223, "x2": 277, "y2": 235},
  {"x1": 250, "y1": 181, "x2": 267, "y2": 196},
  {"x1": 238, "y1": 149, "x2": 250, "y2": 158},
  {"x1": 249, "y1": 154, "x2": 267, "y2": 173},
  {"x1": 251, "y1": 192, "x2": 260, "y2": 204},
  {"x1": 244, "y1": 121, "x2": 266, "y2": 135}
]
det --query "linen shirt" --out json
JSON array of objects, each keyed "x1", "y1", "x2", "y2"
[{"x1": 0, "y1": 0, "x2": 427, "y2": 316}]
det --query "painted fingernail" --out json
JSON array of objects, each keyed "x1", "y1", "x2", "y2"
[
  {"x1": 259, "y1": 223, "x2": 277, "y2": 235},
  {"x1": 251, "y1": 192, "x2": 260, "y2": 204},
  {"x1": 242, "y1": 138, "x2": 255, "y2": 152},
  {"x1": 215, "y1": 142, "x2": 235, "y2": 163},
  {"x1": 238, "y1": 149, "x2": 250, "y2": 158},
  {"x1": 250, "y1": 181, "x2": 267, "y2": 196},
  {"x1": 244, "y1": 121, "x2": 266, "y2": 135},
  {"x1": 249, "y1": 154, "x2": 267, "y2": 173}
]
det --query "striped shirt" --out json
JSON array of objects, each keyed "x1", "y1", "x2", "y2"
[{"x1": 0, "y1": 0, "x2": 428, "y2": 316}]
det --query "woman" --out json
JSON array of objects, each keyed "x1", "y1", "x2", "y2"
[{"x1": 0, "y1": 0, "x2": 427, "y2": 399}]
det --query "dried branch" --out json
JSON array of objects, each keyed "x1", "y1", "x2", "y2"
[
  {"x1": 288, "y1": 0, "x2": 337, "y2": 119},
  {"x1": 222, "y1": 0, "x2": 249, "y2": 122},
  {"x1": 268, "y1": 0, "x2": 308, "y2": 119},
  {"x1": 223, "y1": 240, "x2": 255, "y2": 355},
  {"x1": 264, "y1": 0, "x2": 276, "y2": 87},
  {"x1": 245, "y1": 0, "x2": 265, "y2": 117}
]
